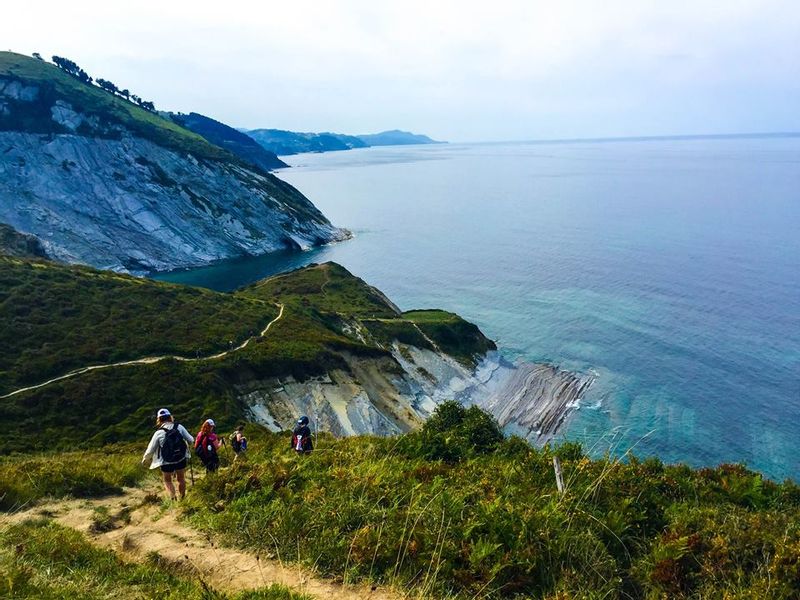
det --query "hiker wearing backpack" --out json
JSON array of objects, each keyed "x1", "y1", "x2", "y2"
[
  {"x1": 142, "y1": 408, "x2": 194, "y2": 501},
  {"x1": 291, "y1": 416, "x2": 313, "y2": 454},
  {"x1": 229, "y1": 424, "x2": 248, "y2": 462},
  {"x1": 194, "y1": 418, "x2": 222, "y2": 473}
]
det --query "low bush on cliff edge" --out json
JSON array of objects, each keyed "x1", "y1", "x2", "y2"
[{"x1": 185, "y1": 401, "x2": 800, "y2": 600}]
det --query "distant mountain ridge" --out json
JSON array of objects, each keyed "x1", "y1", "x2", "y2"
[
  {"x1": 0, "y1": 51, "x2": 347, "y2": 273},
  {"x1": 357, "y1": 129, "x2": 441, "y2": 146},
  {"x1": 244, "y1": 128, "x2": 368, "y2": 156},
  {"x1": 243, "y1": 127, "x2": 443, "y2": 156},
  {"x1": 169, "y1": 112, "x2": 289, "y2": 171}
]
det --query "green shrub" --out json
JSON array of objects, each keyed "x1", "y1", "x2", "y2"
[{"x1": 405, "y1": 400, "x2": 505, "y2": 463}]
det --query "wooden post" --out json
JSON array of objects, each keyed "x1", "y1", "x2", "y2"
[{"x1": 553, "y1": 456, "x2": 565, "y2": 495}]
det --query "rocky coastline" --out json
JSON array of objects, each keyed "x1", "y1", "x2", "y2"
[
  {"x1": 476, "y1": 361, "x2": 595, "y2": 443},
  {"x1": 240, "y1": 340, "x2": 593, "y2": 444}
]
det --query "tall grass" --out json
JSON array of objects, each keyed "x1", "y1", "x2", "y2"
[
  {"x1": 0, "y1": 518, "x2": 311, "y2": 599},
  {"x1": 185, "y1": 402, "x2": 800, "y2": 599},
  {"x1": 0, "y1": 444, "x2": 149, "y2": 510}
]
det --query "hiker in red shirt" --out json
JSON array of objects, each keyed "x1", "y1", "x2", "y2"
[{"x1": 194, "y1": 418, "x2": 222, "y2": 472}]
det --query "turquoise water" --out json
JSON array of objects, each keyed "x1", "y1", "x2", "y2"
[{"x1": 156, "y1": 138, "x2": 800, "y2": 480}]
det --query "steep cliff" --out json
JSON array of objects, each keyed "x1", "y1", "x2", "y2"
[{"x1": 0, "y1": 52, "x2": 347, "y2": 273}]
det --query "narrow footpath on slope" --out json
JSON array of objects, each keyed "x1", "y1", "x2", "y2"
[
  {"x1": 0, "y1": 303, "x2": 285, "y2": 400},
  {"x1": 1, "y1": 478, "x2": 403, "y2": 600}
]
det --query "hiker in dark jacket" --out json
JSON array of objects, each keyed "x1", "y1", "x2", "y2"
[
  {"x1": 291, "y1": 416, "x2": 313, "y2": 453},
  {"x1": 229, "y1": 424, "x2": 248, "y2": 462},
  {"x1": 142, "y1": 408, "x2": 194, "y2": 500}
]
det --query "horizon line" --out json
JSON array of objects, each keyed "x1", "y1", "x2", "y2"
[{"x1": 464, "y1": 131, "x2": 800, "y2": 146}]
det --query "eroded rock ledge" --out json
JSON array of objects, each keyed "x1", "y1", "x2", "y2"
[{"x1": 239, "y1": 343, "x2": 593, "y2": 444}]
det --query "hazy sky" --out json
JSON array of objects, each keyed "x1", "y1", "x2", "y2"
[{"x1": 3, "y1": 1, "x2": 799, "y2": 141}]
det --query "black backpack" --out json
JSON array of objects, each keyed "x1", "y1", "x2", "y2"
[
  {"x1": 195, "y1": 433, "x2": 218, "y2": 463},
  {"x1": 160, "y1": 423, "x2": 186, "y2": 463},
  {"x1": 291, "y1": 425, "x2": 313, "y2": 453}
]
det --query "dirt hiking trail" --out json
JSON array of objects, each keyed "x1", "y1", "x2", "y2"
[
  {"x1": 1, "y1": 478, "x2": 404, "y2": 600},
  {"x1": 0, "y1": 303, "x2": 285, "y2": 400}
]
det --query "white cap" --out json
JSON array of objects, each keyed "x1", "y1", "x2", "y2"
[
  {"x1": 206, "y1": 418, "x2": 216, "y2": 427},
  {"x1": 157, "y1": 408, "x2": 171, "y2": 418}
]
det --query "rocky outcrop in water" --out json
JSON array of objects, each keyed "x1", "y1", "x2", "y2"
[{"x1": 477, "y1": 363, "x2": 595, "y2": 443}]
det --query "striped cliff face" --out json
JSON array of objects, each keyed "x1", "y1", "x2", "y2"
[
  {"x1": 240, "y1": 341, "x2": 591, "y2": 441},
  {"x1": 0, "y1": 129, "x2": 348, "y2": 274}
]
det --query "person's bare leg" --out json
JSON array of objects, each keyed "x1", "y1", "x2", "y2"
[
  {"x1": 162, "y1": 472, "x2": 176, "y2": 500},
  {"x1": 175, "y1": 469, "x2": 186, "y2": 499}
]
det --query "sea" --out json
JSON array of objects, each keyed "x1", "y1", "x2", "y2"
[{"x1": 156, "y1": 136, "x2": 800, "y2": 481}]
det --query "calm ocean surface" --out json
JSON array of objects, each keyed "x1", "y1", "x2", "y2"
[{"x1": 156, "y1": 138, "x2": 800, "y2": 480}]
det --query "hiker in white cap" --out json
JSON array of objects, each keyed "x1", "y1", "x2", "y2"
[
  {"x1": 142, "y1": 408, "x2": 194, "y2": 500},
  {"x1": 194, "y1": 418, "x2": 222, "y2": 473}
]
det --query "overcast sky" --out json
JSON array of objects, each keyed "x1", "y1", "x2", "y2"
[{"x1": 3, "y1": 0, "x2": 799, "y2": 142}]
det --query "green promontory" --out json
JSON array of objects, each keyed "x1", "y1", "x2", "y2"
[{"x1": 0, "y1": 257, "x2": 493, "y2": 452}]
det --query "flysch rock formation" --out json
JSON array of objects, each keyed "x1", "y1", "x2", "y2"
[
  {"x1": 477, "y1": 362, "x2": 595, "y2": 443},
  {"x1": 239, "y1": 341, "x2": 593, "y2": 444},
  {"x1": 0, "y1": 77, "x2": 349, "y2": 274}
]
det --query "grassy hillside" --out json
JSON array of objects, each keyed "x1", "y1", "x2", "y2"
[
  {"x1": 0, "y1": 52, "x2": 234, "y2": 162},
  {"x1": 0, "y1": 252, "x2": 795, "y2": 598},
  {"x1": 2, "y1": 406, "x2": 797, "y2": 599},
  {"x1": 0, "y1": 259, "x2": 493, "y2": 452},
  {"x1": 0, "y1": 256, "x2": 277, "y2": 393},
  {"x1": 185, "y1": 402, "x2": 800, "y2": 599},
  {"x1": 0, "y1": 443, "x2": 147, "y2": 510}
]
